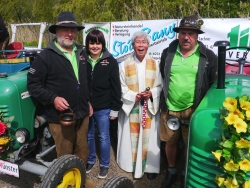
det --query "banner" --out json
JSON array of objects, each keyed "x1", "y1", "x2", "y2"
[{"x1": 84, "y1": 18, "x2": 250, "y2": 62}]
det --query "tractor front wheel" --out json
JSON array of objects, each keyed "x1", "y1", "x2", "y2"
[{"x1": 39, "y1": 154, "x2": 85, "y2": 188}]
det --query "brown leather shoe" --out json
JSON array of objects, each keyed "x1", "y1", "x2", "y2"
[{"x1": 161, "y1": 172, "x2": 177, "y2": 188}]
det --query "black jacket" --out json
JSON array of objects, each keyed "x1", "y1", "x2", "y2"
[
  {"x1": 160, "y1": 39, "x2": 217, "y2": 112},
  {"x1": 83, "y1": 48, "x2": 122, "y2": 114},
  {"x1": 27, "y1": 40, "x2": 89, "y2": 123}
]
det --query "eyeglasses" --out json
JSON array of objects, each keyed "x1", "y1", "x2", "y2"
[
  {"x1": 179, "y1": 19, "x2": 204, "y2": 29},
  {"x1": 134, "y1": 41, "x2": 148, "y2": 45}
]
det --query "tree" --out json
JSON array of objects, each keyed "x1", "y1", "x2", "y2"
[{"x1": 1, "y1": 0, "x2": 250, "y2": 24}]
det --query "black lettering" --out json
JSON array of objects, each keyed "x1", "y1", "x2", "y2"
[
  {"x1": 228, "y1": 51, "x2": 233, "y2": 58},
  {"x1": 199, "y1": 37, "x2": 210, "y2": 41},
  {"x1": 3, "y1": 165, "x2": 10, "y2": 171},
  {"x1": 236, "y1": 52, "x2": 240, "y2": 58},
  {"x1": 243, "y1": 52, "x2": 248, "y2": 59},
  {"x1": 2, "y1": 164, "x2": 18, "y2": 173}
]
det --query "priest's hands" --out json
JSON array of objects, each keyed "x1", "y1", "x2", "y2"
[
  {"x1": 135, "y1": 93, "x2": 142, "y2": 102},
  {"x1": 140, "y1": 90, "x2": 152, "y2": 100},
  {"x1": 135, "y1": 90, "x2": 152, "y2": 102}
]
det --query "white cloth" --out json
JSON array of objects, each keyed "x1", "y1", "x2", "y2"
[{"x1": 117, "y1": 54, "x2": 162, "y2": 178}]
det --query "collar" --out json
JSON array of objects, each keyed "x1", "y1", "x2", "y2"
[
  {"x1": 133, "y1": 53, "x2": 146, "y2": 63},
  {"x1": 88, "y1": 52, "x2": 103, "y2": 62}
]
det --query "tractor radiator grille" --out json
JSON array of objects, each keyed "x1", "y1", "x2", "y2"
[
  {"x1": 0, "y1": 105, "x2": 10, "y2": 117},
  {"x1": 186, "y1": 146, "x2": 221, "y2": 188},
  {"x1": 186, "y1": 146, "x2": 250, "y2": 187}
]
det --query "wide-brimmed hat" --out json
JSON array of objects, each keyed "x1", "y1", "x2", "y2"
[
  {"x1": 173, "y1": 15, "x2": 204, "y2": 34},
  {"x1": 49, "y1": 11, "x2": 85, "y2": 34}
]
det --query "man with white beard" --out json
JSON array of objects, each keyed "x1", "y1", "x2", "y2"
[{"x1": 27, "y1": 11, "x2": 94, "y2": 187}]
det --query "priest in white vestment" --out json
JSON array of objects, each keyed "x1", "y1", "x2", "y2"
[{"x1": 117, "y1": 31, "x2": 162, "y2": 179}]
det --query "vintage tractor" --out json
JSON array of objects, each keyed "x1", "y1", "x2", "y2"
[
  {"x1": 0, "y1": 68, "x2": 89, "y2": 187},
  {"x1": 184, "y1": 42, "x2": 250, "y2": 187}
]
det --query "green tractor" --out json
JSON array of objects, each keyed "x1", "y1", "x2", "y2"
[
  {"x1": 185, "y1": 42, "x2": 250, "y2": 187},
  {"x1": 0, "y1": 69, "x2": 87, "y2": 187}
]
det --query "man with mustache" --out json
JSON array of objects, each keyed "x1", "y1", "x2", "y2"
[
  {"x1": 159, "y1": 15, "x2": 217, "y2": 188},
  {"x1": 27, "y1": 11, "x2": 94, "y2": 187}
]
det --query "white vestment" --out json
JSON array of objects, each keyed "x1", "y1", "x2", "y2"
[{"x1": 117, "y1": 54, "x2": 162, "y2": 178}]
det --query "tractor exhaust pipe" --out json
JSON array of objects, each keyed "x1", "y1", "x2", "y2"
[{"x1": 214, "y1": 41, "x2": 230, "y2": 89}]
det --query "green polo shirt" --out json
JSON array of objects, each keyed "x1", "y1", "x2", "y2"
[
  {"x1": 88, "y1": 53, "x2": 103, "y2": 68},
  {"x1": 55, "y1": 41, "x2": 78, "y2": 80},
  {"x1": 167, "y1": 43, "x2": 200, "y2": 111}
]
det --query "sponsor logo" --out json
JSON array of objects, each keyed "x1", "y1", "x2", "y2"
[
  {"x1": 227, "y1": 25, "x2": 250, "y2": 48},
  {"x1": 85, "y1": 27, "x2": 109, "y2": 34},
  {"x1": 21, "y1": 91, "x2": 30, "y2": 99},
  {"x1": 100, "y1": 59, "x2": 109, "y2": 65},
  {"x1": 28, "y1": 67, "x2": 36, "y2": 74},
  {"x1": 227, "y1": 25, "x2": 250, "y2": 59}
]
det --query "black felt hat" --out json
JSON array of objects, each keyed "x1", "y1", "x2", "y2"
[
  {"x1": 49, "y1": 11, "x2": 85, "y2": 34},
  {"x1": 173, "y1": 15, "x2": 204, "y2": 34}
]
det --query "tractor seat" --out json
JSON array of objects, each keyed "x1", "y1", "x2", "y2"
[{"x1": 5, "y1": 42, "x2": 24, "y2": 59}]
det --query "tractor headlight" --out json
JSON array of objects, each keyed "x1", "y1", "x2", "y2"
[
  {"x1": 15, "y1": 129, "x2": 30, "y2": 143},
  {"x1": 167, "y1": 116, "x2": 181, "y2": 131}
]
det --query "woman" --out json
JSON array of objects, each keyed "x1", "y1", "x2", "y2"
[
  {"x1": 83, "y1": 30, "x2": 122, "y2": 179},
  {"x1": 117, "y1": 31, "x2": 162, "y2": 179}
]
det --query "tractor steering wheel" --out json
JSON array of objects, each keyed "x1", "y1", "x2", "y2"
[{"x1": 225, "y1": 46, "x2": 250, "y2": 74}]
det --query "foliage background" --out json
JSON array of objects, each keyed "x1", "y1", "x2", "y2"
[{"x1": 0, "y1": 0, "x2": 249, "y2": 46}]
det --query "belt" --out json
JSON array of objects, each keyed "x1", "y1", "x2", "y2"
[{"x1": 167, "y1": 106, "x2": 194, "y2": 121}]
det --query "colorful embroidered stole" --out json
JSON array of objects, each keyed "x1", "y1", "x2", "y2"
[{"x1": 124, "y1": 54, "x2": 156, "y2": 172}]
